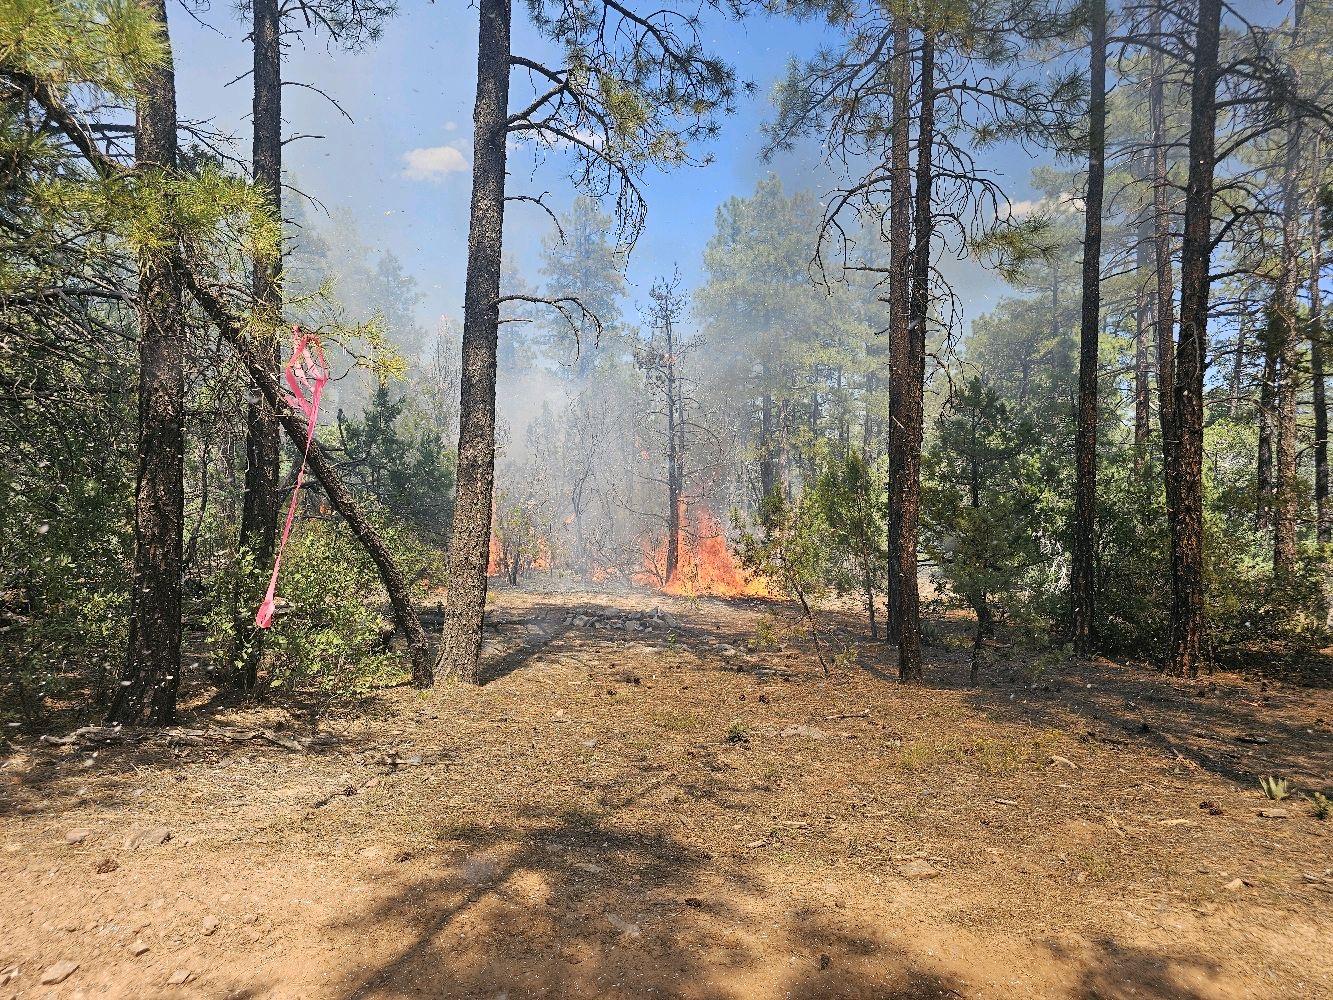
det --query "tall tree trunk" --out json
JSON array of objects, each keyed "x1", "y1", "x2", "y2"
[
  {"x1": 436, "y1": 0, "x2": 511, "y2": 684},
  {"x1": 896, "y1": 27, "x2": 935, "y2": 681},
  {"x1": 1150, "y1": 9, "x2": 1177, "y2": 517},
  {"x1": 109, "y1": 0, "x2": 184, "y2": 726},
  {"x1": 1311, "y1": 136, "x2": 1330, "y2": 545},
  {"x1": 1168, "y1": 0, "x2": 1223, "y2": 678},
  {"x1": 232, "y1": 0, "x2": 283, "y2": 691},
  {"x1": 886, "y1": 15, "x2": 920, "y2": 682},
  {"x1": 184, "y1": 275, "x2": 434, "y2": 682},
  {"x1": 1072, "y1": 0, "x2": 1107, "y2": 657}
]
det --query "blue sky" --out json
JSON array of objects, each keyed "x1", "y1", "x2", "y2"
[{"x1": 172, "y1": 1, "x2": 1044, "y2": 333}]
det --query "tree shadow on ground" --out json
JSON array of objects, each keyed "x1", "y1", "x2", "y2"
[
  {"x1": 1045, "y1": 936, "x2": 1224, "y2": 1000},
  {"x1": 323, "y1": 802, "x2": 974, "y2": 1000},
  {"x1": 917, "y1": 609, "x2": 1333, "y2": 790}
]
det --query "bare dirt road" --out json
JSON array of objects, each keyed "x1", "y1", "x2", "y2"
[{"x1": 3, "y1": 589, "x2": 1331, "y2": 998}]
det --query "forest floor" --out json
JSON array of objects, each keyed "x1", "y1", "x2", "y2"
[{"x1": 1, "y1": 583, "x2": 1331, "y2": 1000}]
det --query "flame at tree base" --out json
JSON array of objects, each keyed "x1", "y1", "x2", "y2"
[{"x1": 635, "y1": 504, "x2": 771, "y2": 598}]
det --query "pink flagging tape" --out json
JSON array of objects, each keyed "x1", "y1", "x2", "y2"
[{"x1": 255, "y1": 325, "x2": 330, "y2": 629}]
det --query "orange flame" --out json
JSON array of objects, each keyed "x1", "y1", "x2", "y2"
[{"x1": 636, "y1": 504, "x2": 770, "y2": 598}]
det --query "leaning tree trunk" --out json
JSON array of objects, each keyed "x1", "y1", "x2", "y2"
[
  {"x1": 184, "y1": 274, "x2": 434, "y2": 682},
  {"x1": 109, "y1": 0, "x2": 184, "y2": 726},
  {"x1": 232, "y1": 0, "x2": 283, "y2": 690},
  {"x1": 1072, "y1": 0, "x2": 1107, "y2": 658},
  {"x1": 1168, "y1": 0, "x2": 1223, "y2": 678},
  {"x1": 436, "y1": 0, "x2": 511, "y2": 684},
  {"x1": 1311, "y1": 137, "x2": 1330, "y2": 545}
]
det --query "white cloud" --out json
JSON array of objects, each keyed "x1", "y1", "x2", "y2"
[
  {"x1": 444, "y1": 121, "x2": 458, "y2": 132},
  {"x1": 402, "y1": 144, "x2": 469, "y2": 180}
]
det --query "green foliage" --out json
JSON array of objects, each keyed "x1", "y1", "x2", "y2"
[
  {"x1": 334, "y1": 385, "x2": 456, "y2": 538},
  {"x1": 1259, "y1": 775, "x2": 1290, "y2": 801},
  {"x1": 922, "y1": 377, "x2": 1046, "y2": 635},
  {"x1": 1310, "y1": 792, "x2": 1331, "y2": 821},
  {"x1": 256, "y1": 512, "x2": 437, "y2": 696}
]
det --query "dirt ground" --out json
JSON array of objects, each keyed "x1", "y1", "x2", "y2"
[{"x1": 2, "y1": 586, "x2": 1331, "y2": 999}]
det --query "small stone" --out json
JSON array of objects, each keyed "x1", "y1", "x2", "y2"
[
  {"x1": 95, "y1": 858, "x2": 119, "y2": 874},
  {"x1": 65, "y1": 828, "x2": 91, "y2": 845},
  {"x1": 573, "y1": 861, "x2": 604, "y2": 874},
  {"x1": 605, "y1": 912, "x2": 640, "y2": 938},
  {"x1": 40, "y1": 961, "x2": 78, "y2": 985},
  {"x1": 1259, "y1": 808, "x2": 1290, "y2": 819},
  {"x1": 167, "y1": 969, "x2": 194, "y2": 985},
  {"x1": 200, "y1": 914, "x2": 220, "y2": 936},
  {"x1": 1224, "y1": 878, "x2": 1248, "y2": 890},
  {"x1": 122, "y1": 826, "x2": 172, "y2": 850},
  {"x1": 896, "y1": 859, "x2": 941, "y2": 880},
  {"x1": 130, "y1": 939, "x2": 149, "y2": 956}
]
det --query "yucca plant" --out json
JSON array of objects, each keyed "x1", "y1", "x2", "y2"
[{"x1": 1259, "y1": 775, "x2": 1290, "y2": 801}]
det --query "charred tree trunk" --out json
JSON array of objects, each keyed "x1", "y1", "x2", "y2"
[
  {"x1": 232, "y1": 0, "x2": 283, "y2": 691},
  {"x1": 1168, "y1": 0, "x2": 1223, "y2": 678},
  {"x1": 1072, "y1": 0, "x2": 1107, "y2": 658},
  {"x1": 1150, "y1": 10, "x2": 1177, "y2": 516},
  {"x1": 437, "y1": 0, "x2": 511, "y2": 684},
  {"x1": 1311, "y1": 139, "x2": 1330, "y2": 545},
  {"x1": 185, "y1": 275, "x2": 434, "y2": 683},
  {"x1": 109, "y1": 0, "x2": 184, "y2": 726}
]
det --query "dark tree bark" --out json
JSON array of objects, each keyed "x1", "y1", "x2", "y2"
[
  {"x1": 109, "y1": 0, "x2": 184, "y2": 726},
  {"x1": 232, "y1": 0, "x2": 283, "y2": 690},
  {"x1": 1071, "y1": 0, "x2": 1107, "y2": 658},
  {"x1": 894, "y1": 25, "x2": 934, "y2": 683},
  {"x1": 437, "y1": 0, "x2": 511, "y2": 684},
  {"x1": 1168, "y1": 0, "x2": 1223, "y2": 678},
  {"x1": 1311, "y1": 139, "x2": 1330, "y2": 544},
  {"x1": 184, "y1": 275, "x2": 434, "y2": 683},
  {"x1": 886, "y1": 15, "x2": 920, "y2": 682}
]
